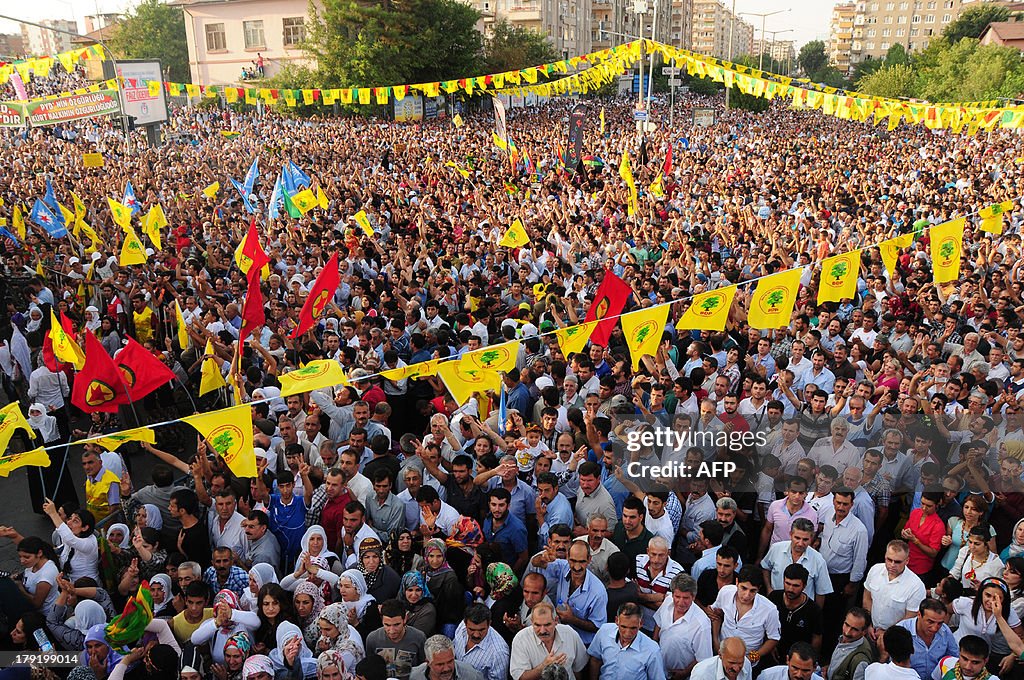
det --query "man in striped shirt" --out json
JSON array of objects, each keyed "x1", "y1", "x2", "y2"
[{"x1": 635, "y1": 536, "x2": 683, "y2": 634}]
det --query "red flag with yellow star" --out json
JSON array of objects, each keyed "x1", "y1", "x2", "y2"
[{"x1": 72, "y1": 332, "x2": 131, "y2": 413}]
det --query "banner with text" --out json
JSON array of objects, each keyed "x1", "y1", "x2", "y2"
[{"x1": 22, "y1": 90, "x2": 120, "y2": 127}]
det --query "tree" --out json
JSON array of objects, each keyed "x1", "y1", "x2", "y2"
[
  {"x1": 943, "y1": 4, "x2": 1010, "y2": 44},
  {"x1": 883, "y1": 43, "x2": 909, "y2": 67},
  {"x1": 850, "y1": 56, "x2": 882, "y2": 82},
  {"x1": 726, "y1": 55, "x2": 769, "y2": 112},
  {"x1": 108, "y1": 0, "x2": 190, "y2": 82},
  {"x1": 306, "y1": 0, "x2": 482, "y2": 88},
  {"x1": 797, "y1": 40, "x2": 829, "y2": 78},
  {"x1": 483, "y1": 20, "x2": 557, "y2": 73},
  {"x1": 856, "y1": 63, "x2": 917, "y2": 98}
]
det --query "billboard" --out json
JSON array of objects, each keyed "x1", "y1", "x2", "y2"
[
  {"x1": 108, "y1": 60, "x2": 168, "y2": 126},
  {"x1": 0, "y1": 102, "x2": 24, "y2": 128},
  {"x1": 693, "y1": 107, "x2": 716, "y2": 128},
  {"x1": 394, "y1": 95, "x2": 423, "y2": 122},
  {"x1": 25, "y1": 90, "x2": 121, "y2": 126}
]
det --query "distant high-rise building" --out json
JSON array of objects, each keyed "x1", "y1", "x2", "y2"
[
  {"x1": 670, "y1": 0, "x2": 693, "y2": 50},
  {"x1": 690, "y1": 0, "x2": 754, "y2": 60},
  {"x1": 84, "y1": 14, "x2": 122, "y2": 34},
  {"x1": 829, "y1": 2, "x2": 856, "y2": 74},
  {"x1": 0, "y1": 33, "x2": 26, "y2": 59},
  {"x1": 20, "y1": 19, "x2": 77, "y2": 55},
  {"x1": 463, "y1": 0, "x2": 594, "y2": 58},
  {"x1": 851, "y1": 0, "x2": 992, "y2": 65},
  {"x1": 753, "y1": 38, "x2": 796, "y2": 70}
]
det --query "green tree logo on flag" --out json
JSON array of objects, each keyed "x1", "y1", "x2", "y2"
[
  {"x1": 765, "y1": 290, "x2": 785, "y2": 309},
  {"x1": 940, "y1": 240, "x2": 956, "y2": 260},
  {"x1": 830, "y1": 261, "x2": 848, "y2": 282},
  {"x1": 477, "y1": 350, "x2": 500, "y2": 367},
  {"x1": 212, "y1": 430, "x2": 234, "y2": 453},
  {"x1": 696, "y1": 294, "x2": 723, "y2": 317}
]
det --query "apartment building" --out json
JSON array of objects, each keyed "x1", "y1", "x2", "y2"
[
  {"x1": 829, "y1": 2, "x2": 856, "y2": 73},
  {"x1": 20, "y1": 19, "x2": 77, "y2": 56},
  {"x1": 753, "y1": 38, "x2": 796, "y2": 69},
  {"x1": 691, "y1": 0, "x2": 754, "y2": 59}
]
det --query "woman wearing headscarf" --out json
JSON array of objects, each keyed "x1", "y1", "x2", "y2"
[
  {"x1": 314, "y1": 604, "x2": 364, "y2": 672},
  {"x1": 191, "y1": 589, "x2": 261, "y2": 665},
  {"x1": 215, "y1": 630, "x2": 255, "y2": 680},
  {"x1": 282, "y1": 526, "x2": 342, "y2": 594},
  {"x1": 397, "y1": 571, "x2": 436, "y2": 636},
  {"x1": 243, "y1": 563, "x2": 281, "y2": 612},
  {"x1": 45, "y1": 598, "x2": 107, "y2": 651},
  {"x1": 1002, "y1": 518, "x2": 1024, "y2": 562},
  {"x1": 384, "y1": 529, "x2": 423, "y2": 575},
  {"x1": 28, "y1": 402, "x2": 60, "y2": 444},
  {"x1": 84, "y1": 306, "x2": 102, "y2": 334},
  {"x1": 421, "y1": 539, "x2": 465, "y2": 639},
  {"x1": 293, "y1": 580, "x2": 326, "y2": 650},
  {"x1": 241, "y1": 655, "x2": 275, "y2": 680},
  {"x1": 356, "y1": 537, "x2": 399, "y2": 602},
  {"x1": 149, "y1": 573, "x2": 175, "y2": 619},
  {"x1": 117, "y1": 528, "x2": 167, "y2": 598},
  {"x1": 102, "y1": 619, "x2": 182, "y2": 680},
  {"x1": 484, "y1": 562, "x2": 522, "y2": 646},
  {"x1": 179, "y1": 646, "x2": 207, "y2": 680},
  {"x1": 315, "y1": 650, "x2": 351, "y2": 680},
  {"x1": 106, "y1": 524, "x2": 131, "y2": 552},
  {"x1": 336, "y1": 570, "x2": 381, "y2": 641},
  {"x1": 68, "y1": 624, "x2": 123, "y2": 680},
  {"x1": 270, "y1": 621, "x2": 319, "y2": 679}
]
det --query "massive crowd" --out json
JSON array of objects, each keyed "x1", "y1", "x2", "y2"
[{"x1": 0, "y1": 61, "x2": 1023, "y2": 680}]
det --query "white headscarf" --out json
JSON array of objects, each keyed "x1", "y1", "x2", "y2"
[
  {"x1": 339, "y1": 569, "x2": 374, "y2": 620},
  {"x1": 84, "y1": 306, "x2": 101, "y2": 332},
  {"x1": 105, "y1": 523, "x2": 130, "y2": 549},
  {"x1": 27, "y1": 403, "x2": 59, "y2": 442},
  {"x1": 67, "y1": 600, "x2": 107, "y2": 633},
  {"x1": 25, "y1": 305, "x2": 42, "y2": 333},
  {"x1": 270, "y1": 621, "x2": 318, "y2": 677}
]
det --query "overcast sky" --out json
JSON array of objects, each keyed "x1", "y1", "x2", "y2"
[{"x1": 1, "y1": 0, "x2": 832, "y2": 58}]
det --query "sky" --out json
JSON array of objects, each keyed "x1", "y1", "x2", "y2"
[{"x1": 0, "y1": 0, "x2": 833, "y2": 50}]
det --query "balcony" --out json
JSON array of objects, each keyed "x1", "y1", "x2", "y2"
[{"x1": 507, "y1": 3, "x2": 542, "y2": 21}]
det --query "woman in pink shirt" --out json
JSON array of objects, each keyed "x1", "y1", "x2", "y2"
[{"x1": 902, "y1": 490, "x2": 946, "y2": 579}]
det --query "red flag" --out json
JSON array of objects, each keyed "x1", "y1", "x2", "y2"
[
  {"x1": 72, "y1": 333, "x2": 131, "y2": 413},
  {"x1": 236, "y1": 218, "x2": 270, "y2": 282},
  {"x1": 584, "y1": 270, "x2": 632, "y2": 347},
  {"x1": 115, "y1": 337, "x2": 176, "y2": 399},
  {"x1": 663, "y1": 142, "x2": 673, "y2": 176},
  {"x1": 240, "y1": 277, "x2": 264, "y2": 346},
  {"x1": 291, "y1": 252, "x2": 340, "y2": 339}
]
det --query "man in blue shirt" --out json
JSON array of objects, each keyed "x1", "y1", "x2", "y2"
[
  {"x1": 536, "y1": 472, "x2": 574, "y2": 544},
  {"x1": 503, "y1": 368, "x2": 533, "y2": 417},
  {"x1": 587, "y1": 602, "x2": 665, "y2": 680},
  {"x1": 482, "y1": 487, "x2": 528, "y2": 572},
  {"x1": 528, "y1": 539, "x2": 608, "y2": 645},
  {"x1": 895, "y1": 598, "x2": 958, "y2": 680}
]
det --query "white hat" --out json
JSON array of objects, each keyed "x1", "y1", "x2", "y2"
[
  {"x1": 535, "y1": 376, "x2": 554, "y2": 390},
  {"x1": 68, "y1": 257, "x2": 79, "y2": 265},
  {"x1": 521, "y1": 323, "x2": 538, "y2": 338},
  {"x1": 91, "y1": 252, "x2": 103, "y2": 261}
]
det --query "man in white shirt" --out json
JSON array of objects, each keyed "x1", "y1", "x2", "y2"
[
  {"x1": 711, "y1": 567, "x2": 781, "y2": 664},
  {"x1": 653, "y1": 573, "x2": 712, "y2": 678},
  {"x1": 863, "y1": 540, "x2": 926, "y2": 631},
  {"x1": 864, "y1": 626, "x2": 920, "y2": 680},
  {"x1": 209, "y1": 489, "x2": 246, "y2": 556},
  {"x1": 509, "y1": 602, "x2": 588, "y2": 680},
  {"x1": 758, "y1": 642, "x2": 823, "y2": 680},
  {"x1": 690, "y1": 637, "x2": 752, "y2": 680}
]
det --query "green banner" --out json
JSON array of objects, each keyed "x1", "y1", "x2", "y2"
[
  {"x1": 0, "y1": 101, "x2": 25, "y2": 128},
  {"x1": 22, "y1": 89, "x2": 120, "y2": 127}
]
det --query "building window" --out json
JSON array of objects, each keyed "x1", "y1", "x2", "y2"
[
  {"x1": 882, "y1": 28, "x2": 891, "y2": 36},
  {"x1": 942, "y1": 13, "x2": 950, "y2": 22},
  {"x1": 282, "y1": 17, "x2": 305, "y2": 46},
  {"x1": 899, "y1": 1, "x2": 908, "y2": 8},
  {"x1": 897, "y1": 28, "x2": 906, "y2": 36},
  {"x1": 911, "y1": 14, "x2": 920, "y2": 23},
  {"x1": 924, "y1": 14, "x2": 933, "y2": 22},
  {"x1": 884, "y1": 16, "x2": 893, "y2": 23},
  {"x1": 927, "y1": 1, "x2": 935, "y2": 8},
  {"x1": 870, "y1": 2, "x2": 878, "y2": 9},
  {"x1": 885, "y1": 2, "x2": 895, "y2": 9},
  {"x1": 909, "y1": 27, "x2": 916, "y2": 36},
  {"x1": 898, "y1": 15, "x2": 907, "y2": 24},
  {"x1": 867, "y1": 28, "x2": 876, "y2": 37},
  {"x1": 866, "y1": 41, "x2": 876, "y2": 49},
  {"x1": 881, "y1": 41, "x2": 890, "y2": 49},
  {"x1": 243, "y1": 20, "x2": 265, "y2": 49},
  {"x1": 944, "y1": 0, "x2": 952, "y2": 7},
  {"x1": 205, "y1": 23, "x2": 226, "y2": 51}
]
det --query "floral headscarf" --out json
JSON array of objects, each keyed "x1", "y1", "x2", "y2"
[
  {"x1": 215, "y1": 589, "x2": 243, "y2": 633},
  {"x1": 317, "y1": 650, "x2": 351, "y2": 680},
  {"x1": 423, "y1": 539, "x2": 452, "y2": 577},
  {"x1": 295, "y1": 579, "x2": 326, "y2": 649},
  {"x1": 242, "y1": 654, "x2": 275, "y2": 679},
  {"x1": 316, "y1": 604, "x2": 364, "y2": 664},
  {"x1": 357, "y1": 537, "x2": 384, "y2": 593},
  {"x1": 485, "y1": 562, "x2": 518, "y2": 600},
  {"x1": 224, "y1": 630, "x2": 254, "y2": 659},
  {"x1": 398, "y1": 570, "x2": 432, "y2": 606},
  {"x1": 445, "y1": 516, "x2": 483, "y2": 554}
]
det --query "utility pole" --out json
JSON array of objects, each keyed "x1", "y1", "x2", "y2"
[
  {"x1": 739, "y1": 8, "x2": 789, "y2": 71},
  {"x1": 765, "y1": 28, "x2": 792, "y2": 73},
  {"x1": 725, "y1": 0, "x2": 736, "y2": 109}
]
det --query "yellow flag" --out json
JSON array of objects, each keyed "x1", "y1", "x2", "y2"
[
  {"x1": 143, "y1": 204, "x2": 166, "y2": 249},
  {"x1": 0, "y1": 402, "x2": 37, "y2": 455},
  {"x1": 202, "y1": 182, "x2": 220, "y2": 198},
  {"x1": 444, "y1": 161, "x2": 470, "y2": 179},
  {"x1": 353, "y1": 210, "x2": 374, "y2": 237},
  {"x1": 878, "y1": 233, "x2": 914, "y2": 277},
  {"x1": 58, "y1": 203, "x2": 74, "y2": 228},
  {"x1": 107, "y1": 197, "x2": 133, "y2": 229},
  {"x1": 600, "y1": 107, "x2": 605, "y2": 134},
  {"x1": 463, "y1": 341, "x2": 519, "y2": 373},
  {"x1": 175, "y1": 299, "x2": 190, "y2": 350},
  {"x1": 676, "y1": 286, "x2": 738, "y2": 332},
  {"x1": 380, "y1": 359, "x2": 440, "y2": 382},
  {"x1": 453, "y1": 113, "x2": 464, "y2": 128},
  {"x1": 555, "y1": 320, "x2": 599, "y2": 357},
  {"x1": 492, "y1": 132, "x2": 508, "y2": 151},
  {"x1": 183, "y1": 405, "x2": 256, "y2": 478},
  {"x1": 120, "y1": 227, "x2": 148, "y2": 266},
  {"x1": 619, "y1": 150, "x2": 636, "y2": 192},
  {"x1": 49, "y1": 309, "x2": 86, "y2": 369},
  {"x1": 36, "y1": 260, "x2": 45, "y2": 278},
  {"x1": 291, "y1": 188, "x2": 318, "y2": 214},
  {"x1": 747, "y1": 268, "x2": 803, "y2": 330},
  {"x1": 499, "y1": 218, "x2": 529, "y2": 248},
  {"x1": 78, "y1": 219, "x2": 100, "y2": 251},
  {"x1": 316, "y1": 187, "x2": 329, "y2": 210},
  {"x1": 0, "y1": 447, "x2": 51, "y2": 478},
  {"x1": 278, "y1": 360, "x2": 350, "y2": 397},
  {"x1": 71, "y1": 192, "x2": 87, "y2": 220},
  {"x1": 817, "y1": 250, "x2": 862, "y2": 304},
  {"x1": 930, "y1": 217, "x2": 965, "y2": 284},
  {"x1": 980, "y1": 200, "x2": 1014, "y2": 235},
  {"x1": 86, "y1": 426, "x2": 156, "y2": 451},
  {"x1": 620, "y1": 304, "x2": 671, "y2": 369},
  {"x1": 13, "y1": 205, "x2": 25, "y2": 240},
  {"x1": 437, "y1": 360, "x2": 502, "y2": 407},
  {"x1": 649, "y1": 173, "x2": 665, "y2": 198},
  {"x1": 200, "y1": 340, "x2": 227, "y2": 396}
]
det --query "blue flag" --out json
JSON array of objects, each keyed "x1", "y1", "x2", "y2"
[
  {"x1": 281, "y1": 163, "x2": 298, "y2": 196},
  {"x1": 230, "y1": 177, "x2": 257, "y2": 215},
  {"x1": 30, "y1": 199, "x2": 67, "y2": 238},
  {"x1": 498, "y1": 381, "x2": 507, "y2": 436},
  {"x1": 287, "y1": 160, "x2": 311, "y2": 188},
  {"x1": 123, "y1": 181, "x2": 142, "y2": 215},
  {"x1": 268, "y1": 173, "x2": 283, "y2": 222},
  {"x1": 243, "y1": 159, "x2": 259, "y2": 197},
  {"x1": 0, "y1": 226, "x2": 19, "y2": 244},
  {"x1": 43, "y1": 179, "x2": 63, "y2": 226}
]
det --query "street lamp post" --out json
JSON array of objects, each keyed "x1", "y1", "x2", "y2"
[
  {"x1": 725, "y1": 0, "x2": 736, "y2": 109},
  {"x1": 2, "y1": 13, "x2": 132, "y2": 152},
  {"x1": 739, "y1": 8, "x2": 790, "y2": 72},
  {"x1": 764, "y1": 28, "x2": 793, "y2": 74}
]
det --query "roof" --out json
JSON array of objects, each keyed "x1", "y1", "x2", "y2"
[{"x1": 981, "y1": 21, "x2": 1024, "y2": 43}]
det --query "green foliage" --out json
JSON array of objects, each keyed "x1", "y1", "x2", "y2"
[
  {"x1": 884, "y1": 43, "x2": 909, "y2": 67},
  {"x1": 483, "y1": 20, "x2": 557, "y2": 73},
  {"x1": 686, "y1": 73, "x2": 721, "y2": 95},
  {"x1": 916, "y1": 39, "x2": 1024, "y2": 102},
  {"x1": 305, "y1": 0, "x2": 483, "y2": 88},
  {"x1": 943, "y1": 3, "x2": 1011, "y2": 44},
  {"x1": 856, "y1": 63, "x2": 916, "y2": 98},
  {"x1": 727, "y1": 55, "x2": 770, "y2": 112},
  {"x1": 108, "y1": 0, "x2": 190, "y2": 82},
  {"x1": 264, "y1": 64, "x2": 324, "y2": 116},
  {"x1": 850, "y1": 56, "x2": 882, "y2": 82},
  {"x1": 798, "y1": 40, "x2": 829, "y2": 78}
]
